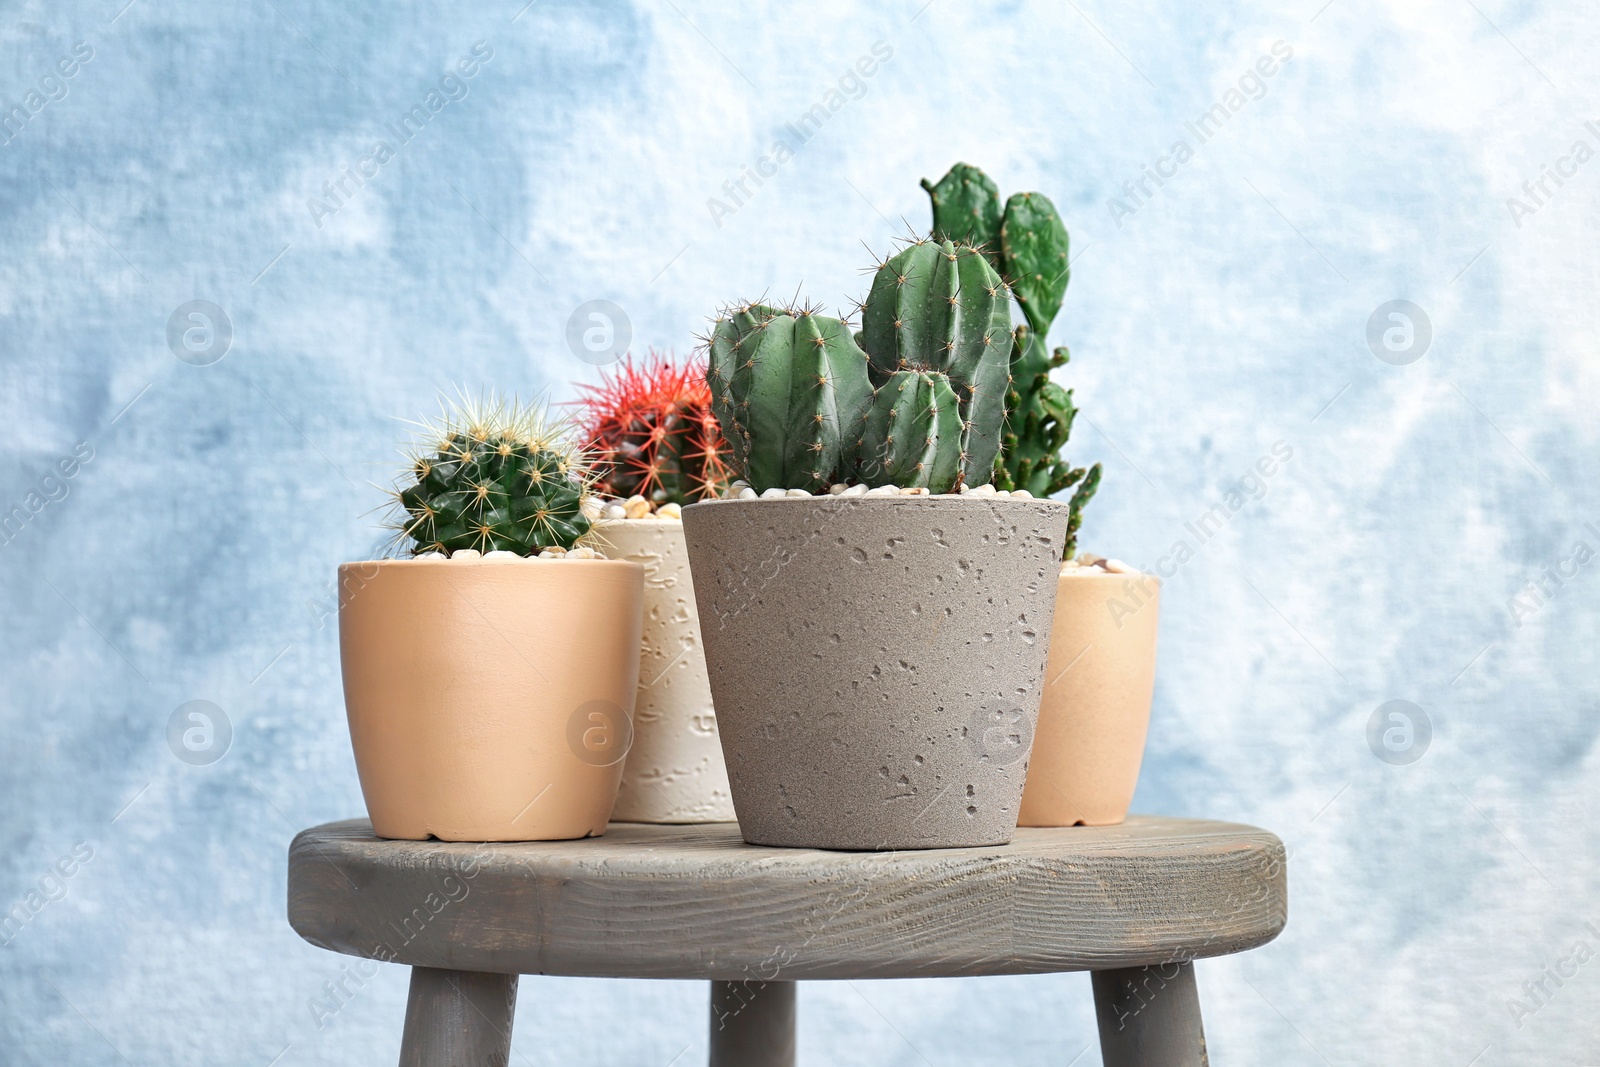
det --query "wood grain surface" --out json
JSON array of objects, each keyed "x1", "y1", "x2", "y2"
[
  {"x1": 398, "y1": 967, "x2": 516, "y2": 1067},
  {"x1": 1093, "y1": 962, "x2": 1209, "y2": 1066},
  {"x1": 287, "y1": 816, "x2": 1286, "y2": 980}
]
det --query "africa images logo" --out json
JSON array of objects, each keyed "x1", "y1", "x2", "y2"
[{"x1": 1106, "y1": 41, "x2": 1294, "y2": 228}]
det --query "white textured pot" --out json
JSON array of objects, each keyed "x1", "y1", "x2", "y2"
[{"x1": 595, "y1": 518, "x2": 735, "y2": 823}]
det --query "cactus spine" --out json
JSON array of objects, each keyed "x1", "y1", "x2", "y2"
[
  {"x1": 389, "y1": 394, "x2": 594, "y2": 556},
  {"x1": 925, "y1": 163, "x2": 1102, "y2": 556},
  {"x1": 857, "y1": 238, "x2": 1011, "y2": 491},
  {"x1": 707, "y1": 303, "x2": 875, "y2": 493}
]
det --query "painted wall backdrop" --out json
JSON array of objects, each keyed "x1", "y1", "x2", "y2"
[{"x1": 1, "y1": 0, "x2": 1596, "y2": 1063}]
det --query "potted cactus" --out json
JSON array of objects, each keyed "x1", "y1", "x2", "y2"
[
  {"x1": 573, "y1": 353, "x2": 736, "y2": 823},
  {"x1": 682, "y1": 234, "x2": 1073, "y2": 851},
  {"x1": 922, "y1": 163, "x2": 1156, "y2": 827},
  {"x1": 339, "y1": 394, "x2": 644, "y2": 842}
]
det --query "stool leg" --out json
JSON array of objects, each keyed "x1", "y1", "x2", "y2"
[
  {"x1": 398, "y1": 967, "x2": 518, "y2": 1067},
  {"x1": 709, "y1": 979, "x2": 796, "y2": 1067},
  {"x1": 1091, "y1": 961, "x2": 1208, "y2": 1067}
]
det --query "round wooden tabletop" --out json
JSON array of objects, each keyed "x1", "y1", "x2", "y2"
[{"x1": 287, "y1": 815, "x2": 1286, "y2": 981}]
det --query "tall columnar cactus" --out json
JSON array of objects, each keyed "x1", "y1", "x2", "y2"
[
  {"x1": 573, "y1": 351, "x2": 733, "y2": 505},
  {"x1": 707, "y1": 303, "x2": 876, "y2": 493},
  {"x1": 856, "y1": 237, "x2": 1012, "y2": 490},
  {"x1": 389, "y1": 394, "x2": 594, "y2": 556},
  {"x1": 924, "y1": 162, "x2": 1102, "y2": 556}
]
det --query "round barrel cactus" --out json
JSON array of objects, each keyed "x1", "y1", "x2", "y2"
[
  {"x1": 573, "y1": 352, "x2": 732, "y2": 505},
  {"x1": 389, "y1": 394, "x2": 594, "y2": 556}
]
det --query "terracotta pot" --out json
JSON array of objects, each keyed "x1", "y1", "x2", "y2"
[
  {"x1": 682, "y1": 495, "x2": 1069, "y2": 850},
  {"x1": 1019, "y1": 568, "x2": 1159, "y2": 827},
  {"x1": 594, "y1": 518, "x2": 735, "y2": 823},
  {"x1": 338, "y1": 557, "x2": 644, "y2": 841}
]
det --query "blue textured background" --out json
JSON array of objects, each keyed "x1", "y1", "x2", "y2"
[{"x1": 3, "y1": 0, "x2": 1597, "y2": 1063}]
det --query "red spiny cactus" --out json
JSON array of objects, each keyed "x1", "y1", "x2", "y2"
[{"x1": 572, "y1": 351, "x2": 733, "y2": 505}]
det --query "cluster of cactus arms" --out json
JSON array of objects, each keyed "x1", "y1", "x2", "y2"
[
  {"x1": 923, "y1": 162, "x2": 1101, "y2": 556},
  {"x1": 707, "y1": 238, "x2": 1011, "y2": 495},
  {"x1": 390, "y1": 394, "x2": 593, "y2": 555},
  {"x1": 573, "y1": 352, "x2": 733, "y2": 505}
]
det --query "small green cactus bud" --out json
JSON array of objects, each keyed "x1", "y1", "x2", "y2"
[
  {"x1": 388, "y1": 393, "x2": 594, "y2": 556},
  {"x1": 856, "y1": 370, "x2": 963, "y2": 492}
]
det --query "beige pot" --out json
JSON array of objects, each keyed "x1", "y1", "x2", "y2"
[
  {"x1": 338, "y1": 557, "x2": 644, "y2": 841},
  {"x1": 1019, "y1": 567, "x2": 1159, "y2": 827},
  {"x1": 594, "y1": 519, "x2": 734, "y2": 823}
]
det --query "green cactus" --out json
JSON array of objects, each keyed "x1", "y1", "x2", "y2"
[
  {"x1": 921, "y1": 163, "x2": 1003, "y2": 268},
  {"x1": 1064, "y1": 462, "x2": 1100, "y2": 561},
  {"x1": 389, "y1": 394, "x2": 594, "y2": 556},
  {"x1": 924, "y1": 162, "x2": 1102, "y2": 557},
  {"x1": 856, "y1": 369, "x2": 963, "y2": 490},
  {"x1": 707, "y1": 303, "x2": 876, "y2": 493},
  {"x1": 1001, "y1": 192, "x2": 1071, "y2": 337},
  {"x1": 857, "y1": 237, "x2": 1011, "y2": 490}
]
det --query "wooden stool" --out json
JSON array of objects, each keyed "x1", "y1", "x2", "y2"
[{"x1": 288, "y1": 816, "x2": 1286, "y2": 1066}]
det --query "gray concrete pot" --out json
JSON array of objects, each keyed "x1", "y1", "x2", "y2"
[{"x1": 682, "y1": 495, "x2": 1070, "y2": 850}]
